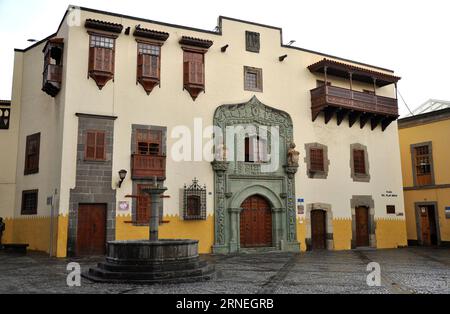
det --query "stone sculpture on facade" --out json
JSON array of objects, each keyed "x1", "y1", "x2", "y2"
[{"x1": 287, "y1": 142, "x2": 300, "y2": 167}]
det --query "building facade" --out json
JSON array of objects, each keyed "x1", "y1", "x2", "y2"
[
  {"x1": 398, "y1": 105, "x2": 450, "y2": 247},
  {"x1": 0, "y1": 6, "x2": 407, "y2": 257}
]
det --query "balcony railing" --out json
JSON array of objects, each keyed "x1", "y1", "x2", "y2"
[
  {"x1": 131, "y1": 154, "x2": 166, "y2": 179},
  {"x1": 310, "y1": 85, "x2": 399, "y2": 131}
]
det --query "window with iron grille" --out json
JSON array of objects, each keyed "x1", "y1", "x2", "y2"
[
  {"x1": 353, "y1": 149, "x2": 366, "y2": 175},
  {"x1": 24, "y1": 133, "x2": 40, "y2": 175},
  {"x1": 246, "y1": 31, "x2": 260, "y2": 53},
  {"x1": 183, "y1": 178, "x2": 207, "y2": 220},
  {"x1": 21, "y1": 190, "x2": 38, "y2": 215},
  {"x1": 244, "y1": 66, "x2": 263, "y2": 92},
  {"x1": 310, "y1": 148, "x2": 324, "y2": 172}
]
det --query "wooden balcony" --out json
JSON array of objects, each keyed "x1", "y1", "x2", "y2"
[
  {"x1": 310, "y1": 85, "x2": 399, "y2": 131},
  {"x1": 131, "y1": 154, "x2": 166, "y2": 179},
  {"x1": 42, "y1": 64, "x2": 62, "y2": 97}
]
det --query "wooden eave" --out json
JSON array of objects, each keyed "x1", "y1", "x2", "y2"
[
  {"x1": 179, "y1": 36, "x2": 213, "y2": 49},
  {"x1": 85, "y1": 18, "x2": 123, "y2": 33},
  {"x1": 308, "y1": 58, "x2": 401, "y2": 87},
  {"x1": 133, "y1": 26, "x2": 169, "y2": 42}
]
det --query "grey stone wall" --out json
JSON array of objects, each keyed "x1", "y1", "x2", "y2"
[{"x1": 67, "y1": 114, "x2": 117, "y2": 257}]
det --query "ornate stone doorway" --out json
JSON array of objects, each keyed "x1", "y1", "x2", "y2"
[
  {"x1": 211, "y1": 97, "x2": 300, "y2": 254},
  {"x1": 240, "y1": 195, "x2": 273, "y2": 248}
]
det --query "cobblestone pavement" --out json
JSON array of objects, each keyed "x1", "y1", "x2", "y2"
[{"x1": 0, "y1": 247, "x2": 448, "y2": 294}]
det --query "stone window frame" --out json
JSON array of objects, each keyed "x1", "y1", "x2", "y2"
[
  {"x1": 350, "y1": 195, "x2": 376, "y2": 249},
  {"x1": 243, "y1": 66, "x2": 263, "y2": 92},
  {"x1": 305, "y1": 203, "x2": 334, "y2": 251},
  {"x1": 130, "y1": 124, "x2": 167, "y2": 226},
  {"x1": 350, "y1": 143, "x2": 370, "y2": 182},
  {"x1": 304, "y1": 143, "x2": 330, "y2": 179},
  {"x1": 245, "y1": 31, "x2": 260, "y2": 53},
  {"x1": 410, "y1": 141, "x2": 435, "y2": 187}
]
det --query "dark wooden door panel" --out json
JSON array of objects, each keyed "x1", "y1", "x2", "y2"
[
  {"x1": 420, "y1": 207, "x2": 431, "y2": 246},
  {"x1": 311, "y1": 210, "x2": 326, "y2": 250},
  {"x1": 355, "y1": 206, "x2": 369, "y2": 247},
  {"x1": 240, "y1": 195, "x2": 272, "y2": 248},
  {"x1": 77, "y1": 204, "x2": 106, "y2": 256}
]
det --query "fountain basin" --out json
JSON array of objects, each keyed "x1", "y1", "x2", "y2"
[{"x1": 83, "y1": 239, "x2": 215, "y2": 284}]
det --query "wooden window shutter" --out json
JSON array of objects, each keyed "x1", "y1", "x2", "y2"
[
  {"x1": 86, "y1": 131, "x2": 96, "y2": 160},
  {"x1": 24, "y1": 133, "x2": 40, "y2": 175},
  {"x1": 310, "y1": 148, "x2": 324, "y2": 172},
  {"x1": 95, "y1": 132, "x2": 105, "y2": 160},
  {"x1": 353, "y1": 149, "x2": 366, "y2": 174}
]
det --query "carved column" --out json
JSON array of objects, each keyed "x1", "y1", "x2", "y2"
[
  {"x1": 211, "y1": 160, "x2": 229, "y2": 253},
  {"x1": 284, "y1": 165, "x2": 300, "y2": 251},
  {"x1": 228, "y1": 208, "x2": 241, "y2": 252}
]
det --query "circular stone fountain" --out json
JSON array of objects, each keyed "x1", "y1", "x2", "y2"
[
  {"x1": 83, "y1": 184, "x2": 214, "y2": 284},
  {"x1": 83, "y1": 239, "x2": 214, "y2": 284}
]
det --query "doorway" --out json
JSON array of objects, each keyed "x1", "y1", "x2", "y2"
[
  {"x1": 77, "y1": 204, "x2": 106, "y2": 256},
  {"x1": 240, "y1": 195, "x2": 272, "y2": 248},
  {"x1": 418, "y1": 205, "x2": 438, "y2": 246},
  {"x1": 355, "y1": 206, "x2": 370, "y2": 247},
  {"x1": 311, "y1": 210, "x2": 327, "y2": 250}
]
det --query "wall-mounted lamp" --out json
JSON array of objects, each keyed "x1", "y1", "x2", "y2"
[
  {"x1": 221, "y1": 44, "x2": 229, "y2": 53},
  {"x1": 279, "y1": 54, "x2": 288, "y2": 62},
  {"x1": 124, "y1": 27, "x2": 131, "y2": 35},
  {"x1": 118, "y1": 169, "x2": 128, "y2": 188}
]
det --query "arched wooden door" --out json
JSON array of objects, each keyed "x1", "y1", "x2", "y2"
[{"x1": 240, "y1": 195, "x2": 272, "y2": 248}]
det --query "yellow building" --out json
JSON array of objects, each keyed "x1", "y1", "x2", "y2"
[
  {"x1": 0, "y1": 5, "x2": 408, "y2": 257},
  {"x1": 398, "y1": 101, "x2": 450, "y2": 247}
]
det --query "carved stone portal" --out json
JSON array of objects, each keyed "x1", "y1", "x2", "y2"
[{"x1": 211, "y1": 96, "x2": 300, "y2": 253}]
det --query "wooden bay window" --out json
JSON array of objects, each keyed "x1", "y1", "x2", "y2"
[
  {"x1": 137, "y1": 41, "x2": 161, "y2": 95},
  {"x1": 88, "y1": 33, "x2": 116, "y2": 89},
  {"x1": 132, "y1": 129, "x2": 166, "y2": 179},
  {"x1": 183, "y1": 50, "x2": 205, "y2": 100}
]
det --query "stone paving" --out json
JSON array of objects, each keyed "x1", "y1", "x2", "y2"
[{"x1": 0, "y1": 247, "x2": 448, "y2": 294}]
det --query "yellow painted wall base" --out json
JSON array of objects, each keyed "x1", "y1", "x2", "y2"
[
  {"x1": 56, "y1": 215, "x2": 68, "y2": 258},
  {"x1": 10, "y1": 216, "x2": 51, "y2": 253},
  {"x1": 375, "y1": 219, "x2": 408, "y2": 248},
  {"x1": 116, "y1": 215, "x2": 214, "y2": 254},
  {"x1": 2, "y1": 217, "x2": 14, "y2": 244},
  {"x1": 296, "y1": 219, "x2": 307, "y2": 252},
  {"x1": 332, "y1": 218, "x2": 353, "y2": 250}
]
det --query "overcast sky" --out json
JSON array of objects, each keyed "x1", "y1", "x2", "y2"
[{"x1": 1, "y1": 0, "x2": 449, "y2": 116}]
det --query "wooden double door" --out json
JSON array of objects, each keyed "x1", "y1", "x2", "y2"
[
  {"x1": 355, "y1": 206, "x2": 370, "y2": 247},
  {"x1": 240, "y1": 195, "x2": 273, "y2": 248},
  {"x1": 77, "y1": 204, "x2": 106, "y2": 256},
  {"x1": 311, "y1": 210, "x2": 327, "y2": 250},
  {"x1": 419, "y1": 205, "x2": 438, "y2": 246}
]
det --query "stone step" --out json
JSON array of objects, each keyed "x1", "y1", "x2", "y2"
[
  {"x1": 98, "y1": 259, "x2": 207, "y2": 273},
  {"x1": 83, "y1": 264, "x2": 215, "y2": 284}
]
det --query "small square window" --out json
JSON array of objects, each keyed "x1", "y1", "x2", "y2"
[
  {"x1": 246, "y1": 31, "x2": 260, "y2": 53},
  {"x1": 386, "y1": 205, "x2": 396, "y2": 214},
  {"x1": 244, "y1": 66, "x2": 263, "y2": 92}
]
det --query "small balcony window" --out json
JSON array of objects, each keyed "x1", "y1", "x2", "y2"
[
  {"x1": 42, "y1": 38, "x2": 63, "y2": 97},
  {"x1": 137, "y1": 41, "x2": 161, "y2": 95},
  {"x1": 88, "y1": 33, "x2": 116, "y2": 90},
  {"x1": 413, "y1": 143, "x2": 434, "y2": 186},
  {"x1": 244, "y1": 66, "x2": 263, "y2": 92}
]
